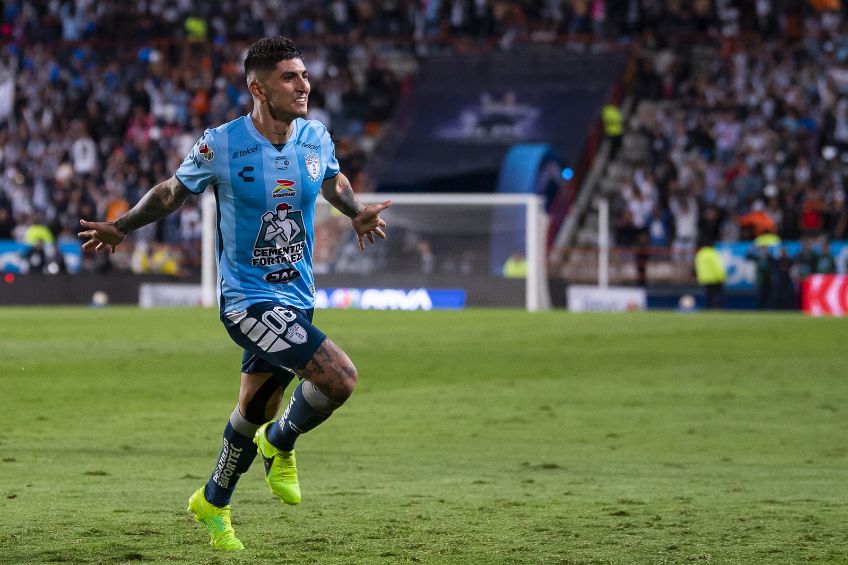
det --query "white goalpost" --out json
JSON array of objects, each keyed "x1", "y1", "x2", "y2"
[{"x1": 202, "y1": 192, "x2": 550, "y2": 311}]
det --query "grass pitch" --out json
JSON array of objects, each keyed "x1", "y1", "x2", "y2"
[{"x1": 0, "y1": 307, "x2": 846, "y2": 564}]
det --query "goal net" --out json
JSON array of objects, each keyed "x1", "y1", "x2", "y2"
[{"x1": 202, "y1": 193, "x2": 550, "y2": 311}]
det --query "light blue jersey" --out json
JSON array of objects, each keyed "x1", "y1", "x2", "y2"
[{"x1": 176, "y1": 115, "x2": 339, "y2": 314}]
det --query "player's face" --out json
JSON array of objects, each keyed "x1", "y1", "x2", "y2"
[{"x1": 261, "y1": 58, "x2": 310, "y2": 120}]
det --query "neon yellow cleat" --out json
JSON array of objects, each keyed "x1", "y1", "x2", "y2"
[
  {"x1": 187, "y1": 487, "x2": 245, "y2": 550},
  {"x1": 254, "y1": 422, "x2": 301, "y2": 505}
]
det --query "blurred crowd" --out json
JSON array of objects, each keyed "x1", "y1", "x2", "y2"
[
  {"x1": 613, "y1": 1, "x2": 848, "y2": 260},
  {"x1": 3, "y1": 0, "x2": 848, "y2": 278},
  {"x1": 0, "y1": 0, "x2": 702, "y2": 276},
  {"x1": 0, "y1": 0, "x2": 423, "y2": 274},
  {"x1": 0, "y1": 1, "x2": 778, "y2": 49}
]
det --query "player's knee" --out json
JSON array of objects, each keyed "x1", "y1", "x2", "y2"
[
  {"x1": 312, "y1": 340, "x2": 357, "y2": 403},
  {"x1": 239, "y1": 392, "x2": 284, "y2": 422},
  {"x1": 239, "y1": 370, "x2": 293, "y2": 424},
  {"x1": 315, "y1": 359, "x2": 355, "y2": 405}
]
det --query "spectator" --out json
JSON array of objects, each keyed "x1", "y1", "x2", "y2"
[
  {"x1": 772, "y1": 249, "x2": 797, "y2": 310},
  {"x1": 615, "y1": 208, "x2": 640, "y2": 247},
  {"x1": 43, "y1": 242, "x2": 66, "y2": 275},
  {"x1": 669, "y1": 193, "x2": 698, "y2": 262},
  {"x1": 795, "y1": 237, "x2": 819, "y2": 281},
  {"x1": 503, "y1": 251, "x2": 527, "y2": 279},
  {"x1": 0, "y1": 207, "x2": 14, "y2": 239},
  {"x1": 602, "y1": 102, "x2": 623, "y2": 159},
  {"x1": 694, "y1": 239, "x2": 726, "y2": 309},
  {"x1": 634, "y1": 231, "x2": 650, "y2": 287},
  {"x1": 815, "y1": 240, "x2": 837, "y2": 273},
  {"x1": 647, "y1": 203, "x2": 672, "y2": 247},
  {"x1": 23, "y1": 214, "x2": 54, "y2": 246},
  {"x1": 827, "y1": 195, "x2": 847, "y2": 240},
  {"x1": 799, "y1": 188, "x2": 825, "y2": 237},
  {"x1": 23, "y1": 241, "x2": 47, "y2": 274},
  {"x1": 417, "y1": 240, "x2": 435, "y2": 274},
  {"x1": 713, "y1": 111, "x2": 742, "y2": 165},
  {"x1": 739, "y1": 200, "x2": 777, "y2": 240},
  {"x1": 747, "y1": 243, "x2": 775, "y2": 310},
  {"x1": 70, "y1": 122, "x2": 98, "y2": 177},
  {"x1": 698, "y1": 204, "x2": 724, "y2": 244}
]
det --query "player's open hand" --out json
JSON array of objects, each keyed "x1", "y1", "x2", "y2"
[
  {"x1": 351, "y1": 200, "x2": 392, "y2": 250},
  {"x1": 78, "y1": 219, "x2": 127, "y2": 254}
]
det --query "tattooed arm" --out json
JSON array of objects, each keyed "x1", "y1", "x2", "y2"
[
  {"x1": 78, "y1": 176, "x2": 192, "y2": 253},
  {"x1": 320, "y1": 172, "x2": 392, "y2": 250}
]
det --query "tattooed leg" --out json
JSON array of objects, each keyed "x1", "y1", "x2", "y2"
[
  {"x1": 296, "y1": 339, "x2": 358, "y2": 404},
  {"x1": 265, "y1": 339, "x2": 357, "y2": 451}
]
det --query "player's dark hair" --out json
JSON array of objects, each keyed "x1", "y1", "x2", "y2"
[{"x1": 244, "y1": 37, "x2": 302, "y2": 76}]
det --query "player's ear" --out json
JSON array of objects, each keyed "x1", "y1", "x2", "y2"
[{"x1": 247, "y1": 78, "x2": 264, "y2": 101}]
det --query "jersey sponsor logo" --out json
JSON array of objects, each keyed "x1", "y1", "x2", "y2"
[
  {"x1": 238, "y1": 166, "x2": 255, "y2": 182},
  {"x1": 238, "y1": 307, "x2": 299, "y2": 353},
  {"x1": 198, "y1": 142, "x2": 214, "y2": 161},
  {"x1": 272, "y1": 179, "x2": 296, "y2": 198},
  {"x1": 253, "y1": 203, "x2": 306, "y2": 267},
  {"x1": 263, "y1": 266, "x2": 301, "y2": 284},
  {"x1": 304, "y1": 152, "x2": 320, "y2": 181},
  {"x1": 285, "y1": 323, "x2": 308, "y2": 344},
  {"x1": 274, "y1": 156, "x2": 290, "y2": 170},
  {"x1": 299, "y1": 141, "x2": 319, "y2": 150},
  {"x1": 232, "y1": 144, "x2": 258, "y2": 159}
]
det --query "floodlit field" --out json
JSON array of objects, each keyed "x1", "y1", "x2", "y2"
[{"x1": 0, "y1": 307, "x2": 846, "y2": 564}]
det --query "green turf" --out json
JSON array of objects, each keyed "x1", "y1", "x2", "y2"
[{"x1": 0, "y1": 307, "x2": 846, "y2": 564}]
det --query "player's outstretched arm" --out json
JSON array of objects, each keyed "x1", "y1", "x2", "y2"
[
  {"x1": 78, "y1": 176, "x2": 192, "y2": 253},
  {"x1": 320, "y1": 173, "x2": 391, "y2": 250}
]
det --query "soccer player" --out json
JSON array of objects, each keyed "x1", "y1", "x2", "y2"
[{"x1": 78, "y1": 37, "x2": 391, "y2": 550}]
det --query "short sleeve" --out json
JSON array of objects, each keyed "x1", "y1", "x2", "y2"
[
  {"x1": 319, "y1": 125, "x2": 340, "y2": 180},
  {"x1": 175, "y1": 130, "x2": 219, "y2": 194}
]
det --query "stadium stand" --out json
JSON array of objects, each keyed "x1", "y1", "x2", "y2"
[
  {"x1": 2, "y1": 1, "x2": 847, "y2": 310},
  {"x1": 0, "y1": 1, "x2": 424, "y2": 275},
  {"x1": 555, "y1": 1, "x2": 848, "y2": 304},
  {"x1": 611, "y1": 16, "x2": 848, "y2": 247},
  {"x1": 1, "y1": 0, "x2": 642, "y2": 279}
]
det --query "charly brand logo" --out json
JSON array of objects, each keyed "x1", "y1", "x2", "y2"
[
  {"x1": 238, "y1": 166, "x2": 255, "y2": 182},
  {"x1": 232, "y1": 144, "x2": 258, "y2": 159}
]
